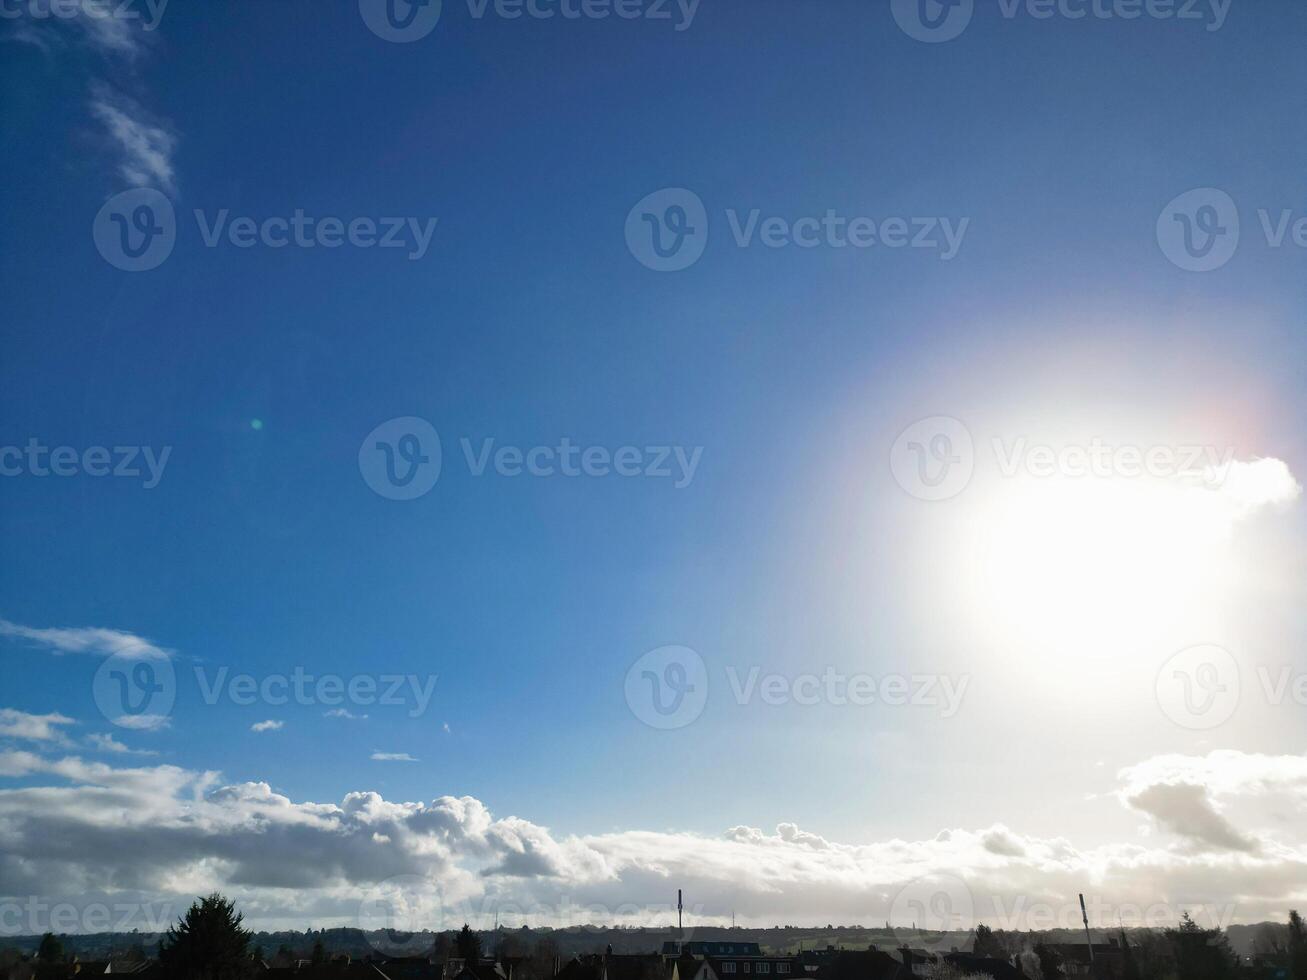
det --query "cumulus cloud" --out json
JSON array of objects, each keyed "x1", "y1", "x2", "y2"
[
  {"x1": 251, "y1": 721, "x2": 285, "y2": 733},
  {"x1": 1123, "y1": 782, "x2": 1256, "y2": 854},
  {"x1": 1207, "y1": 457, "x2": 1303, "y2": 516},
  {"x1": 0, "y1": 749, "x2": 1303, "y2": 932},
  {"x1": 1118, "y1": 750, "x2": 1307, "y2": 856},
  {"x1": 371, "y1": 752, "x2": 418, "y2": 762},
  {"x1": 0, "y1": 708, "x2": 75, "y2": 743},
  {"x1": 0, "y1": 617, "x2": 170, "y2": 660}
]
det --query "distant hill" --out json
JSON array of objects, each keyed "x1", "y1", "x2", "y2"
[{"x1": 0, "y1": 921, "x2": 1284, "y2": 961}]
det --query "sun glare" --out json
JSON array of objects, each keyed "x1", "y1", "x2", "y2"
[{"x1": 963, "y1": 473, "x2": 1237, "y2": 659}]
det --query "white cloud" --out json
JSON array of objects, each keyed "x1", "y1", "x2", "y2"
[
  {"x1": 1207, "y1": 457, "x2": 1303, "y2": 517},
  {"x1": 370, "y1": 752, "x2": 418, "y2": 762},
  {"x1": 110, "y1": 713, "x2": 171, "y2": 731},
  {"x1": 325, "y1": 709, "x2": 367, "y2": 721},
  {"x1": 0, "y1": 708, "x2": 75, "y2": 743},
  {"x1": 1117, "y1": 750, "x2": 1307, "y2": 856},
  {"x1": 85, "y1": 732, "x2": 157, "y2": 756},
  {"x1": 0, "y1": 617, "x2": 170, "y2": 660},
  {"x1": 0, "y1": 750, "x2": 1303, "y2": 931},
  {"x1": 2, "y1": 0, "x2": 152, "y2": 59},
  {"x1": 251, "y1": 721, "x2": 284, "y2": 733},
  {"x1": 89, "y1": 83, "x2": 178, "y2": 195}
]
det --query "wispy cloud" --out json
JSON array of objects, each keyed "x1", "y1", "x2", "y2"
[
  {"x1": 3, "y1": 0, "x2": 156, "y2": 59},
  {"x1": 251, "y1": 720, "x2": 284, "y2": 733},
  {"x1": 86, "y1": 732, "x2": 158, "y2": 756},
  {"x1": 370, "y1": 752, "x2": 418, "y2": 762},
  {"x1": 89, "y1": 83, "x2": 177, "y2": 195},
  {"x1": 111, "y1": 713, "x2": 171, "y2": 731},
  {"x1": 0, "y1": 616, "x2": 171, "y2": 660},
  {"x1": 0, "y1": 708, "x2": 75, "y2": 743},
  {"x1": 325, "y1": 708, "x2": 367, "y2": 721}
]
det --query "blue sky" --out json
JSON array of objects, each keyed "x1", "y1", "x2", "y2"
[{"x1": 2, "y1": 0, "x2": 1307, "y2": 932}]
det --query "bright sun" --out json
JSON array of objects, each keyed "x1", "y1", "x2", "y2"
[{"x1": 962, "y1": 473, "x2": 1241, "y2": 659}]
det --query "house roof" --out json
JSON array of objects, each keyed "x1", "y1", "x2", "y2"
[
  {"x1": 812, "y1": 949, "x2": 905, "y2": 980},
  {"x1": 943, "y1": 953, "x2": 1022, "y2": 980}
]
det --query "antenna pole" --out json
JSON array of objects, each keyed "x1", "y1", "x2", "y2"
[{"x1": 1079, "y1": 894, "x2": 1095, "y2": 966}]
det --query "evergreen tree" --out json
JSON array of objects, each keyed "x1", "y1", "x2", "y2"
[
  {"x1": 158, "y1": 893, "x2": 254, "y2": 980},
  {"x1": 36, "y1": 934, "x2": 63, "y2": 963},
  {"x1": 974, "y1": 925, "x2": 1006, "y2": 959},
  {"x1": 456, "y1": 924, "x2": 483, "y2": 964},
  {"x1": 1033, "y1": 943, "x2": 1061, "y2": 980},
  {"x1": 1289, "y1": 910, "x2": 1307, "y2": 980},
  {"x1": 1163, "y1": 913, "x2": 1237, "y2": 980}
]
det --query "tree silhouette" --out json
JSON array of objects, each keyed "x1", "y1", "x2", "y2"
[
  {"x1": 36, "y1": 934, "x2": 63, "y2": 963},
  {"x1": 456, "y1": 924, "x2": 483, "y2": 964},
  {"x1": 1290, "y1": 910, "x2": 1307, "y2": 980},
  {"x1": 973, "y1": 924, "x2": 1005, "y2": 959},
  {"x1": 158, "y1": 893, "x2": 254, "y2": 980},
  {"x1": 1032, "y1": 943, "x2": 1060, "y2": 980},
  {"x1": 1118, "y1": 929, "x2": 1140, "y2": 980},
  {"x1": 1163, "y1": 912, "x2": 1237, "y2": 980}
]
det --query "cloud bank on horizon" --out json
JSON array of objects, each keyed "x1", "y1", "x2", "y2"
[{"x1": 0, "y1": 736, "x2": 1303, "y2": 934}]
